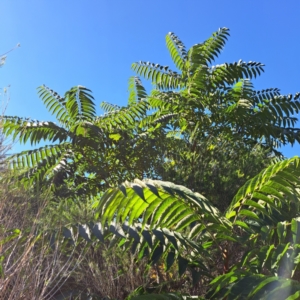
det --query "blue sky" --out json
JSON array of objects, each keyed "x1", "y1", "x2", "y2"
[{"x1": 1, "y1": 0, "x2": 300, "y2": 157}]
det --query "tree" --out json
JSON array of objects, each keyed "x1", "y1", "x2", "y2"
[
  {"x1": 133, "y1": 28, "x2": 300, "y2": 151},
  {"x1": 3, "y1": 28, "x2": 300, "y2": 204},
  {"x1": 129, "y1": 28, "x2": 300, "y2": 207},
  {"x1": 3, "y1": 28, "x2": 300, "y2": 298},
  {"x1": 2, "y1": 82, "x2": 166, "y2": 196},
  {"x1": 61, "y1": 157, "x2": 300, "y2": 299}
]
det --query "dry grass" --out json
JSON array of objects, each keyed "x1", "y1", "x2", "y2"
[
  {"x1": 0, "y1": 181, "x2": 156, "y2": 299},
  {"x1": 0, "y1": 181, "x2": 84, "y2": 300}
]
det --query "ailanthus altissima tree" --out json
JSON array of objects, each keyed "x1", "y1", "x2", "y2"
[
  {"x1": 2, "y1": 82, "x2": 167, "y2": 196},
  {"x1": 130, "y1": 28, "x2": 300, "y2": 206},
  {"x1": 53, "y1": 158, "x2": 300, "y2": 299},
  {"x1": 3, "y1": 28, "x2": 300, "y2": 200},
  {"x1": 3, "y1": 28, "x2": 300, "y2": 299},
  {"x1": 132, "y1": 28, "x2": 300, "y2": 151}
]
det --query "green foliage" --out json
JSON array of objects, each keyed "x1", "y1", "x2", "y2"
[
  {"x1": 130, "y1": 27, "x2": 300, "y2": 207},
  {"x1": 2, "y1": 84, "x2": 164, "y2": 196},
  {"x1": 55, "y1": 181, "x2": 219, "y2": 274},
  {"x1": 3, "y1": 28, "x2": 300, "y2": 299},
  {"x1": 133, "y1": 27, "x2": 300, "y2": 153},
  {"x1": 208, "y1": 273, "x2": 300, "y2": 299},
  {"x1": 128, "y1": 76, "x2": 148, "y2": 105},
  {"x1": 4, "y1": 28, "x2": 300, "y2": 205},
  {"x1": 55, "y1": 157, "x2": 300, "y2": 298}
]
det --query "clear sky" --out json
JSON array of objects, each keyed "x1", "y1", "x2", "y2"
[{"x1": 1, "y1": 0, "x2": 300, "y2": 157}]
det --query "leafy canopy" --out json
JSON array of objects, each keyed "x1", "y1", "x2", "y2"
[
  {"x1": 3, "y1": 28, "x2": 300, "y2": 201},
  {"x1": 130, "y1": 27, "x2": 300, "y2": 207},
  {"x1": 2, "y1": 83, "x2": 166, "y2": 196},
  {"x1": 3, "y1": 28, "x2": 300, "y2": 298},
  {"x1": 133, "y1": 28, "x2": 300, "y2": 152},
  {"x1": 58, "y1": 157, "x2": 300, "y2": 299}
]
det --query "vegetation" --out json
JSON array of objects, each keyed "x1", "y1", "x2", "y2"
[{"x1": 1, "y1": 28, "x2": 300, "y2": 299}]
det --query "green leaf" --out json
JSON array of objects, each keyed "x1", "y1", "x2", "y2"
[
  {"x1": 165, "y1": 251, "x2": 175, "y2": 271},
  {"x1": 109, "y1": 133, "x2": 121, "y2": 141},
  {"x1": 178, "y1": 256, "x2": 188, "y2": 276}
]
